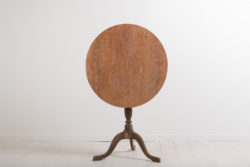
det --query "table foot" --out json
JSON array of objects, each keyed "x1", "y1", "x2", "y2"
[
  {"x1": 132, "y1": 132, "x2": 160, "y2": 162},
  {"x1": 130, "y1": 138, "x2": 136, "y2": 151},
  {"x1": 93, "y1": 132, "x2": 123, "y2": 161}
]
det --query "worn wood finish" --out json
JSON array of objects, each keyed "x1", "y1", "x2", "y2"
[
  {"x1": 86, "y1": 24, "x2": 167, "y2": 107},
  {"x1": 87, "y1": 24, "x2": 166, "y2": 162},
  {"x1": 93, "y1": 108, "x2": 161, "y2": 162}
]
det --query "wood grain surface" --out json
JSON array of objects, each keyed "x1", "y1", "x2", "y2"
[{"x1": 86, "y1": 24, "x2": 168, "y2": 108}]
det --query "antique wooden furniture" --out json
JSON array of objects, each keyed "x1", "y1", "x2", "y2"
[{"x1": 86, "y1": 24, "x2": 168, "y2": 163}]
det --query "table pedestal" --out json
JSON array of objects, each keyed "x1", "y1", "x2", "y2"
[{"x1": 93, "y1": 108, "x2": 160, "y2": 163}]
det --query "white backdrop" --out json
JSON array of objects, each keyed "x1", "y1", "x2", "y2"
[{"x1": 0, "y1": 0, "x2": 250, "y2": 141}]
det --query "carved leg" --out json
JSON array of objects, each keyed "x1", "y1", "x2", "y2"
[
  {"x1": 93, "y1": 108, "x2": 160, "y2": 163},
  {"x1": 130, "y1": 138, "x2": 135, "y2": 151},
  {"x1": 93, "y1": 132, "x2": 124, "y2": 161},
  {"x1": 133, "y1": 132, "x2": 161, "y2": 162}
]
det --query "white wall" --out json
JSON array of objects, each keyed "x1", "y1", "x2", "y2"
[{"x1": 0, "y1": 0, "x2": 250, "y2": 141}]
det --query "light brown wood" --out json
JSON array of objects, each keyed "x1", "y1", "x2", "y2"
[{"x1": 86, "y1": 24, "x2": 168, "y2": 108}]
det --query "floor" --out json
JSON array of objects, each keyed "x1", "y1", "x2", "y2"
[{"x1": 0, "y1": 140, "x2": 250, "y2": 167}]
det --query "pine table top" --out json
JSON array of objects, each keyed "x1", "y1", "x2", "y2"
[{"x1": 86, "y1": 24, "x2": 168, "y2": 108}]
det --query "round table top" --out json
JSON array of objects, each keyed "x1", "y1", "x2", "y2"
[{"x1": 86, "y1": 24, "x2": 168, "y2": 108}]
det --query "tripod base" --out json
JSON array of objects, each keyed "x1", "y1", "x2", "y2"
[{"x1": 93, "y1": 108, "x2": 160, "y2": 163}]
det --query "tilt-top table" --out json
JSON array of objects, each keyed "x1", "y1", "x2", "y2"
[{"x1": 86, "y1": 24, "x2": 168, "y2": 163}]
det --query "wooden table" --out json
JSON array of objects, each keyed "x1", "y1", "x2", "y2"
[{"x1": 86, "y1": 24, "x2": 168, "y2": 162}]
